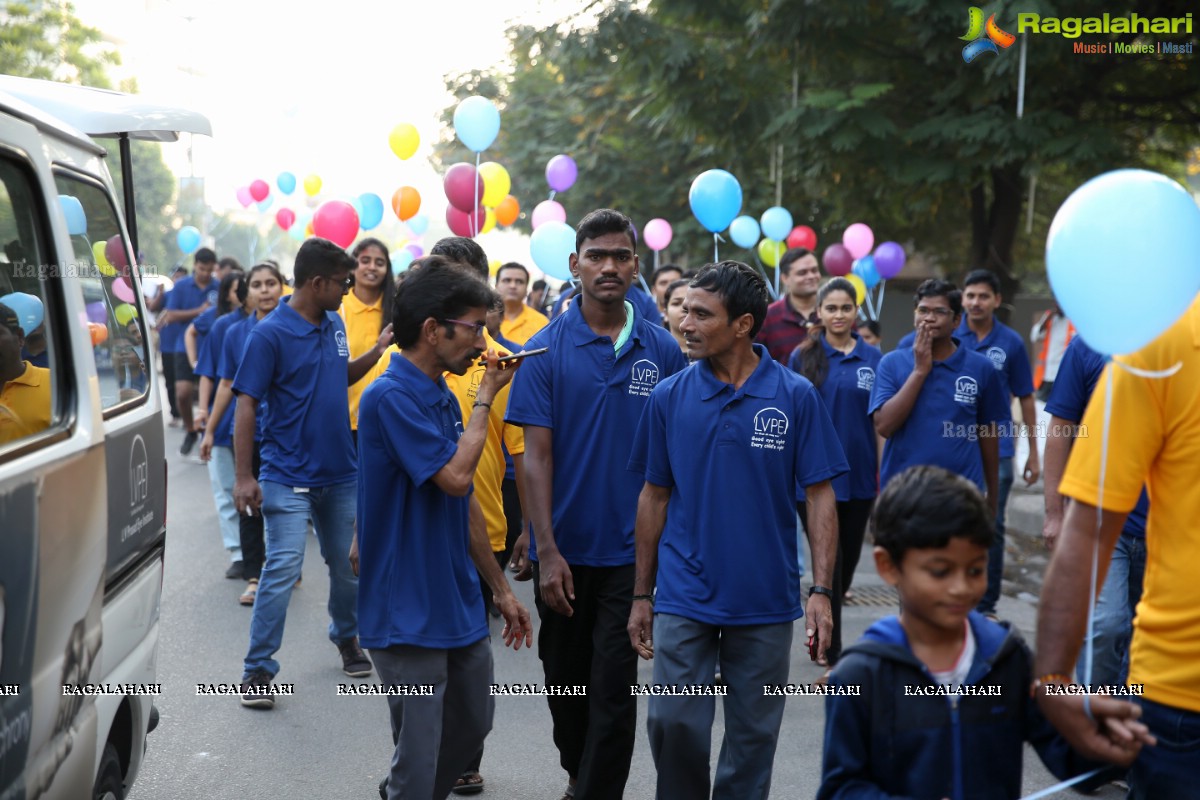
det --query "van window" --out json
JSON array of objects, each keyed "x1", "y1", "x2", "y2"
[
  {"x1": 54, "y1": 173, "x2": 150, "y2": 414},
  {"x1": 0, "y1": 155, "x2": 59, "y2": 448}
]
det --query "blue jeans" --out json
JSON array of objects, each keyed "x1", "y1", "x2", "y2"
[
  {"x1": 1129, "y1": 697, "x2": 1200, "y2": 800},
  {"x1": 648, "y1": 614, "x2": 792, "y2": 800},
  {"x1": 1075, "y1": 532, "x2": 1146, "y2": 687},
  {"x1": 244, "y1": 480, "x2": 358, "y2": 677},
  {"x1": 978, "y1": 456, "x2": 1014, "y2": 614},
  {"x1": 206, "y1": 445, "x2": 242, "y2": 561}
]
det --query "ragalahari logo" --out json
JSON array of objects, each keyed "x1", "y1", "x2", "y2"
[{"x1": 961, "y1": 7, "x2": 1016, "y2": 63}]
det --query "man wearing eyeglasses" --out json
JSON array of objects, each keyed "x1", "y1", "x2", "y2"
[
  {"x1": 232, "y1": 237, "x2": 393, "y2": 706},
  {"x1": 869, "y1": 279, "x2": 1007, "y2": 522}
]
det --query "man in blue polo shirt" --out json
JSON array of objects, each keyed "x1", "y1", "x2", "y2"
[
  {"x1": 626, "y1": 261, "x2": 846, "y2": 798},
  {"x1": 871, "y1": 279, "x2": 1007, "y2": 524},
  {"x1": 162, "y1": 247, "x2": 217, "y2": 455},
  {"x1": 232, "y1": 239, "x2": 393, "y2": 706},
  {"x1": 357, "y1": 257, "x2": 533, "y2": 800},
  {"x1": 506, "y1": 208, "x2": 687, "y2": 800}
]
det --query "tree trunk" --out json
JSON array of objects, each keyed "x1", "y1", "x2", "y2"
[{"x1": 968, "y1": 166, "x2": 1024, "y2": 324}]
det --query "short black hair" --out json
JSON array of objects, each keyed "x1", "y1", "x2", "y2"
[
  {"x1": 293, "y1": 237, "x2": 355, "y2": 287},
  {"x1": 431, "y1": 237, "x2": 488, "y2": 280},
  {"x1": 779, "y1": 248, "x2": 814, "y2": 277},
  {"x1": 651, "y1": 264, "x2": 683, "y2": 284},
  {"x1": 963, "y1": 268, "x2": 1001, "y2": 295},
  {"x1": 689, "y1": 261, "x2": 769, "y2": 338},
  {"x1": 218, "y1": 256, "x2": 242, "y2": 272},
  {"x1": 575, "y1": 208, "x2": 636, "y2": 253},
  {"x1": 913, "y1": 279, "x2": 963, "y2": 316},
  {"x1": 496, "y1": 262, "x2": 529, "y2": 283},
  {"x1": 857, "y1": 319, "x2": 881, "y2": 338},
  {"x1": 531, "y1": 279, "x2": 547, "y2": 292},
  {"x1": 392, "y1": 256, "x2": 498, "y2": 348},
  {"x1": 871, "y1": 466, "x2": 994, "y2": 565},
  {"x1": 193, "y1": 247, "x2": 217, "y2": 265}
]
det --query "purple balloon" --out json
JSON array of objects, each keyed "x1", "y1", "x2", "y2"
[
  {"x1": 545, "y1": 154, "x2": 578, "y2": 193},
  {"x1": 822, "y1": 243, "x2": 853, "y2": 277},
  {"x1": 405, "y1": 244, "x2": 424, "y2": 259},
  {"x1": 85, "y1": 301, "x2": 107, "y2": 325},
  {"x1": 873, "y1": 241, "x2": 907, "y2": 279},
  {"x1": 443, "y1": 163, "x2": 484, "y2": 213}
]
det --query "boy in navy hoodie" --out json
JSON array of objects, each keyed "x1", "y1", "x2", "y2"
[{"x1": 818, "y1": 465, "x2": 1112, "y2": 800}]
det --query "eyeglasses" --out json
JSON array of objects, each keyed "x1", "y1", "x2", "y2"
[
  {"x1": 914, "y1": 307, "x2": 953, "y2": 318},
  {"x1": 442, "y1": 318, "x2": 486, "y2": 337},
  {"x1": 324, "y1": 274, "x2": 353, "y2": 292}
]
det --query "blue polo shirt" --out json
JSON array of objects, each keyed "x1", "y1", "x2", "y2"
[
  {"x1": 1045, "y1": 337, "x2": 1149, "y2": 537},
  {"x1": 505, "y1": 295, "x2": 687, "y2": 565},
  {"x1": 195, "y1": 308, "x2": 246, "y2": 448},
  {"x1": 220, "y1": 312, "x2": 267, "y2": 443},
  {"x1": 356, "y1": 354, "x2": 487, "y2": 649},
  {"x1": 954, "y1": 319, "x2": 1034, "y2": 459},
  {"x1": 191, "y1": 306, "x2": 218, "y2": 361},
  {"x1": 232, "y1": 301, "x2": 355, "y2": 487},
  {"x1": 870, "y1": 341, "x2": 1008, "y2": 491},
  {"x1": 628, "y1": 344, "x2": 848, "y2": 625},
  {"x1": 789, "y1": 335, "x2": 882, "y2": 500},
  {"x1": 162, "y1": 275, "x2": 217, "y2": 353}
]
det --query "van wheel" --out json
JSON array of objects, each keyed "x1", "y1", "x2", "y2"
[{"x1": 93, "y1": 743, "x2": 124, "y2": 800}]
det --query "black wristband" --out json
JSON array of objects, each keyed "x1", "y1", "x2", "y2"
[
  {"x1": 808, "y1": 585, "x2": 833, "y2": 599},
  {"x1": 472, "y1": 401, "x2": 491, "y2": 410},
  {"x1": 632, "y1": 594, "x2": 655, "y2": 604}
]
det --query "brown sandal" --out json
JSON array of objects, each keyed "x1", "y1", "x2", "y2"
[{"x1": 239, "y1": 579, "x2": 258, "y2": 606}]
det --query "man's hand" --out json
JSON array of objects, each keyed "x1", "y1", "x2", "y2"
[
  {"x1": 233, "y1": 476, "x2": 262, "y2": 517},
  {"x1": 478, "y1": 349, "x2": 520, "y2": 398},
  {"x1": 912, "y1": 321, "x2": 933, "y2": 375},
  {"x1": 193, "y1": 408, "x2": 208, "y2": 432},
  {"x1": 1042, "y1": 513, "x2": 1062, "y2": 551},
  {"x1": 537, "y1": 550, "x2": 575, "y2": 617},
  {"x1": 1024, "y1": 452, "x2": 1041, "y2": 486},
  {"x1": 348, "y1": 532, "x2": 359, "y2": 577},
  {"x1": 495, "y1": 591, "x2": 534, "y2": 650},
  {"x1": 1035, "y1": 692, "x2": 1154, "y2": 767},
  {"x1": 509, "y1": 531, "x2": 532, "y2": 581},
  {"x1": 627, "y1": 600, "x2": 654, "y2": 660},
  {"x1": 199, "y1": 431, "x2": 215, "y2": 463},
  {"x1": 805, "y1": 593, "x2": 834, "y2": 666}
]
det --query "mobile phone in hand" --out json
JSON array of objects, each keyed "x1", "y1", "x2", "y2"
[
  {"x1": 807, "y1": 631, "x2": 820, "y2": 661},
  {"x1": 478, "y1": 346, "x2": 549, "y2": 366}
]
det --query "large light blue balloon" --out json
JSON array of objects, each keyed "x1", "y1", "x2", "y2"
[
  {"x1": 358, "y1": 193, "x2": 384, "y2": 231},
  {"x1": 1047, "y1": 169, "x2": 1200, "y2": 355},
  {"x1": 529, "y1": 221, "x2": 576, "y2": 281},
  {"x1": 58, "y1": 194, "x2": 87, "y2": 235},
  {"x1": 729, "y1": 216, "x2": 761, "y2": 249},
  {"x1": 760, "y1": 206, "x2": 794, "y2": 242},
  {"x1": 852, "y1": 255, "x2": 880, "y2": 289},
  {"x1": 0, "y1": 292, "x2": 44, "y2": 332},
  {"x1": 453, "y1": 96, "x2": 501, "y2": 153},
  {"x1": 407, "y1": 212, "x2": 430, "y2": 236},
  {"x1": 277, "y1": 172, "x2": 297, "y2": 195},
  {"x1": 688, "y1": 169, "x2": 742, "y2": 233},
  {"x1": 177, "y1": 226, "x2": 201, "y2": 254}
]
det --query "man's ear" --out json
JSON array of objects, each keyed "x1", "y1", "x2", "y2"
[
  {"x1": 733, "y1": 312, "x2": 755, "y2": 339},
  {"x1": 421, "y1": 317, "x2": 441, "y2": 344}
]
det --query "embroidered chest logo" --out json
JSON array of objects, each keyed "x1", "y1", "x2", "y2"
[
  {"x1": 954, "y1": 376, "x2": 979, "y2": 406},
  {"x1": 751, "y1": 407, "x2": 789, "y2": 452},
  {"x1": 334, "y1": 330, "x2": 350, "y2": 357},
  {"x1": 628, "y1": 359, "x2": 661, "y2": 397},
  {"x1": 986, "y1": 346, "x2": 1006, "y2": 370},
  {"x1": 856, "y1": 367, "x2": 875, "y2": 392}
]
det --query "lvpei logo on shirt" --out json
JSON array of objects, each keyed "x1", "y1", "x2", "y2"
[
  {"x1": 986, "y1": 346, "x2": 1007, "y2": 370},
  {"x1": 751, "y1": 407, "x2": 790, "y2": 452},
  {"x1": 954, "y1": 376, "x2": 979, "y2": 406},
  {"x1": 335, "y1": 330, "x2": 350, "y2": 357},
  {"x1": 627, "y1": 359, "x2": 661, "y2": 397},
  {"x1": 856, "y1": 367, "x2": 875, "y2": 392}
]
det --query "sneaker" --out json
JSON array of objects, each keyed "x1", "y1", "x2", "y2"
[
  {"x1": 179, "y1": 431, "x2": 198, "y2": 456},
  {"x1": 240, "y1": 668, "x2": 275, "y2": 709},
  {"x1": 337, "y1": 637, "x2": 373, "y2": 678},
  {"x1": 225, "y1": 560, "x2": 244, "y2": 580},
  {"x1": 378, "y1": 777, "x2": 387, "y2": 799},
  {"x1": 239, "y1": 579, "x2": 258, "y2": 606}
]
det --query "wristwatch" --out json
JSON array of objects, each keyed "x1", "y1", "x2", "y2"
[{"x1": 808, "y1": 585, "x2": 833, "y2": 599}]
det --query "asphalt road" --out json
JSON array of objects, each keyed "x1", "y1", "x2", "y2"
[{"x1": 129, "y1": 421, "x2": 1120, "y2": 799}]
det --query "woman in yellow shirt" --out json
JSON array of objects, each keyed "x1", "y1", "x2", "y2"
[{"x1": 341, "y1": 238, "x2": 397, "y2": 440}]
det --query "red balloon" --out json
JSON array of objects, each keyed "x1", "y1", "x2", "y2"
[
  {"x1": 443, "y1": 163, "x2": 484, "y2": 213},
  {"x1": 787, "y1": 225, "x2": 818, "y2": 251},
  {"x1": 822, "y1": 243, "x2": 854, "y2": 276},
  {"x1": 104, "y1": 234, "x2": 128, "y2": 270},
  {"x1": 445, "y1": 205, "x2": 485, "y2": 238},
  {"x1": 249, "y1": 179, "x2": 270, "y2": 203},
  {"x1": 312, "y1": 201, "x2": 360, "y2": 248},
  {"x1": 275, "y1": 208, "x2": 296, "y2": 231}
]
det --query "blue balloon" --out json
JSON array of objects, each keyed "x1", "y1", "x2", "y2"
[
  {"x1": 529, "y1": 221, "x2": 576, "y2": 281},
  {"x1": 407, "y1": 212, "x2": 430, "y2": 236},
  {"x1": 392, "y1": 250, "x2": 414, "y2": 274},
  {"x1": 358, "y1": 193, "x2": 384, "y2": 231},
  {"x1": 58, "y1": 194, "x2": 87, "y2": 235},
  {"x1": 852, "y1": 255, "x2": 880, "y2": 289},
  {"x1": 177, "y1": 226, "x2": 201, "y2": 254},
  {"x1": 0, "y1": 292, "x2": 44, "y2": 332},
  {"x1": 1048, "y1": 169, "x2": 1200, "y2": 355},
  {"x1": 453, "y1": 96, "x2": 501, "y2": 153},
  {"x1": 277, "y1": 172, "x2": 297, "y2": 195},
  {"x1": 760, "y1": 206, "x2": 794, "y2": 242},
  {"x1": 729, "y1": 216, "x2": 761, "y2": 250},
  {"x1": 256, "y1": 196, "x2": 274, "y2": 212},
  {"x1": 689, "y1": 169, "x2": 742, "y2": 233}
]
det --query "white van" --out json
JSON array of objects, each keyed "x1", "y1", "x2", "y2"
[{"x1": 0, "y1": 76, "x2": 210, "y2": 800}]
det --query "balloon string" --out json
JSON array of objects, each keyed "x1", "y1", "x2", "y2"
[
  {"x1": 713, "y1": 233, "x2": 719, "y2": 263},
  {"x1": 473, "y1": 151, "x2": 481, "y2": 237},
  {"x1": 1019, "y1": 768, "x2": 1106, "y2": 800},
  {"x1": 548, "y1": 190, "x2": 556, "y2": 202}
]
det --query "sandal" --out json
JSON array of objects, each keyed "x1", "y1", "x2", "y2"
[
  {"x1": 451, "y1": 771, "x2": 484, "y2": 795},
  {"x1": 239, "y1": 579, "x2": 258, "y2": 606}
]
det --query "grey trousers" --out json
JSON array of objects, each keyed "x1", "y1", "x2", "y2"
[{"x1": 370, "y1": 639, "x2": 494, "y2": 800}]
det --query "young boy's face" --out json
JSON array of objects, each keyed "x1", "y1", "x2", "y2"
[{"x1": 875, "y1": 538, "x2": 988, "y2": 633}]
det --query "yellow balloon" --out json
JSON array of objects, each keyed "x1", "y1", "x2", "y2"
[
  {"x1": 488, "y1": 259, "x2": 502, "y2": 277},
  {"x1": 303, "y1": 174, "x2": 322, "y2": 197},
  {"x1": 758, "y1": 238, "x2": 784, "y2": 268},
  {"x1": 305, "y1": 221, "x2": 314, "y2": 237},
  {"x1": 478, "y1": 162, "x2": 511, "y2": 208},
  {"x1": 843, "y1": 274, "x2": 868, "y2": 306},
  {"x1": 388, "y1": 123, "x2": 420, "y2": 160},
  {"x1": 93, "y1": 240, "x2": 116, "y2": 276},
  {"x1": 114, "y1": 303, "x2": 138, "y2": 325},
  {"x1": 481, "y1": 207, "x2": 497, "y2": 235}
]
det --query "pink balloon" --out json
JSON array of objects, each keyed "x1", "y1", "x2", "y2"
[
  {"x1": 275, "y1": 208, "x2": 296, "y2": 231},
  {"x1": 249, "y1": 179, "x2": 270, "y2": 203},
  {"x1": 443, "y1": 163, "x2": 484, "y2": 213},
  {"x1": 822, "y1": 243, "x2": 854, "y2": 276},
  {"x1": 312, "y1": 200, "x2": 360, "y2": 248},
  {"x1": 643, "y1": 218, "x2": 673, "y2": 252},
  {"x1": 445, "y1": 205, "x2": 485, "y2": 238},
  {"x1": 531, "y1": 200, "x2": 566, "y2": 230},
  {"x1": 112, "y1": 276, "x2": 136, "y2": 304},
  {"x1": 236, "y1": 186, "x2": 253, "y2": 207},
  {"x1": 842, "y1": 223, "x2": 874, "y2": 260}
]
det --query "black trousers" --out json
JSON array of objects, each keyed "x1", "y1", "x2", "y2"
[
  {"x1": 532, "y1": 562, "x2": 636, "y2": 800},
  {"x1": 162, "y1": 350, "x2": 179, "y2": 417},
  {"x1": 500, "y1": 477, "x2": 522, "y2": 564},
  {"x1": 237, "y1": 441, "x2": 265, "y2": 580},
  {"x1": 798, "y1": 497, "x2": 875, "y2": 665}
]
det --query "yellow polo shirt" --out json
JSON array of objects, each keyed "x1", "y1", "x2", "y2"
[
  {"x1": 0, "y1": 362, "x2": 51, "y2": 445},
  {"x1": 339, "y1": 291, "x2": 385, "y2": 429},
  {"x1": 500, "y1": 304, "x2": 548, "y2": 346},
  {"x1": 1060, "y1": 295, "x2": 1200, "y2": 712}
]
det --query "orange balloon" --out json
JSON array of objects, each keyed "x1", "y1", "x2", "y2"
[
  {"x1": 391, "y1": 186, "x2": 421, "y2": 222},
  {"x1": 495, "y1": 194, "x2": 520, "y2": 227},
  {"x1": 88, "y1": 321, "x2": 109, "y2": 346}
]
